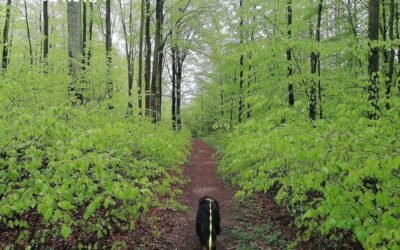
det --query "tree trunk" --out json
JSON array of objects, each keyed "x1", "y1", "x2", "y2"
[
  {"x1": 87, "y1": 2, "x2": 93, "y2": 67},
  {"x1": 144, "y1": 0, "x2": 152, "y2": 116},
  {"x1": 157, "y1": 48, "x2": 164, "y2": 121},
  {"x1": 118, "y1": 0, "x2": 134, "y2": 111},
  {"x1": 138, "y1": 0, "x2": 145, "y2": 115},
  {"x1": 151, "y1": 0, "x2": 164, "y2": 122},
  {"x1": 368, "y1": 0, "x2": 380, "y2": 119},
  {"x1": 238, "y1": 0, "x2": 244, "y2": 123},
  {"x1": 171, "y1": 46, "x2": 177, "y2": 130},
  {"x1": 105, "y1": 0, "x2": 113, "y2": 99},
  {"x1": 287, "y1": 0, "x2": 294, "y2": 107},
  {"x1": 82, "y1": 1, "x2": 87, "y2": 67},
  {"x1": 385, "y1": 0, "x2": 394, "y2": 109},
  {"x1": 176, "y1": 50, "x2": 182, "y2": 130},
  {"x1": 67, "y1": 0, "x2": 83, "y2": 103},
  {"x1": 43, "y1": 0, "x2": 49, "y2": 65},
  {"x1": 1, "y1": 0, "x2": 12, "y2": 71},
  {"x1": 309, "y1": 0, "x2": 323, "y2": 121},
  {"x1": 23, "y1": 0, "x2": 33, "y2": 66}
]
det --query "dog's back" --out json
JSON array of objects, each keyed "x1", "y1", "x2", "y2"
[{"x1": 196, "y1": 196, "x2": 220, "y2": 250}]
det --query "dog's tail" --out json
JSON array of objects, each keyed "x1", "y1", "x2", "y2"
[{"x1": 205, "y1": 197, "x2": 215, "y2": 249}]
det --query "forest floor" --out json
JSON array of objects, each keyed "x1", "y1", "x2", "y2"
[{"x1": 132, "y1": 139, "x2": 308, "y2": 250}]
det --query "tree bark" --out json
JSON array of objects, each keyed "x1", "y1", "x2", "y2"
[
  {"x1": 144, "y1": 0, "x2": 152, "y2": 116},
  {"x1": 368, "y1": 0, "x2": 380, "y2": 119},
  {"x1": 171, "y1": 46, "x2": 177, "y2": 130},
  {"x1": 287, "y1": 0, "x2": 294, "y2": 107},
  {"x1": 238, "y1": 0, "x2": 244, "y2": 123},
  {"x1": 118, "y1": 0, "x2": 134, "y2": 111},
  {"x1": 2, "y1": 0, "x2": 12, "y2": 71},
  {"x1": 43, "y1": 0, "x2": 49, "y2": 65},
  {"x1": 105, "y1": 0, "x2": 113, "y2": 99},
  {"x1": 151, "y1": 0, "x2": 164, "y2": 122},
  {"x1": 138, "y1": 0, "x2": 145, "y2": 115},
  {"x1": 385, "y1": 0, "x2": 394, "y2": 109},
  {"x1": 23, "y1": 0, "x2": 33, "y2": 66},
  {"x1": 82, "y1": 1, "x2": 87, "y2": 67},
  {"x1": 309, "y1": 0, "x2": 323, "y2": 121},
  {"x1": 67, "y1": 0, "x2": 83, "y2": 103},
  {"x1": 87, "y1": 2, "x2": 93, "y2": 67}
]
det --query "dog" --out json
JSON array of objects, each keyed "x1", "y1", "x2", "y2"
[{"x1": 196, "y1": 196, "x2": 220, "y2": 250}]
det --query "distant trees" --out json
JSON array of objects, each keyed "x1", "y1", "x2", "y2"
[{"x1": 2, "y1": 0, "x2": 12, "y2": 71}]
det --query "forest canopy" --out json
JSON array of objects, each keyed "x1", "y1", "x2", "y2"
[{"x1": 0, "y1": 0, "x2": 400, "y2": 249}]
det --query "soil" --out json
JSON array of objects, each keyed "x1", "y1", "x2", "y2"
[{"x1": 133, "y1": 138, "x2": 237, "y2": 250}]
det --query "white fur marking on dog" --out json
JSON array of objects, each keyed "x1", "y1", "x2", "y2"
[{"x1": 206, "y1": 198, "x2": 214, "y2": 249}]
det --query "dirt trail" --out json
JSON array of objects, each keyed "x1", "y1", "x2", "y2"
[{"x1": 178, "y1": 138, "x2": 236, "y2": 249}]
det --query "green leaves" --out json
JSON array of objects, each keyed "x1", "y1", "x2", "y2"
[
  {"x1": 214, "y1": 112, "x2": 400, "y2": 249},
  {"x1": 0, "y1": 100, "x2": 190, "y2": 247},
  {"x1": 60, "y1": 224, "x2": 72, "y2": 239}
]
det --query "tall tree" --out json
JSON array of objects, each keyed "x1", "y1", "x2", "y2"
[
  {"x1": 151, "y1": 0, "x2": 164, "y2": 122},
  {"x1": 238, "y1": 0, "x2": 244, "y2": 123},
  {"x1": 309, "y1": 0, "x2": 323, "y2": 121},
  {"x1": 23, "y1": 0, "x2": 33, "y2": 66},
  {"x1": 105, "y1": 0, "x2": 113, "y2": 99},
  {"x1": 367, "y1": 0, "x2": 379, "y2": 119},
  {"x1": 287, "y1": 0, "x2": 294, "y2": 107},
  {"x1": 2, "y1": 0, "x2": 12, "y2": 71},
  {"x1": 86, "y1": 2, "x2": 94, "y2": 67},
  {"x1": 144, "y1": 0, "x2": 152, "y2": 116},
  {"x1": 67, "y1": 0, "x2": 83, "y2": 103},
  {"x1": 43, "y1": 0, "x2": 49, "y2": 65},
  {"x1": 137, "y1": 0, "x2": 145, "y2": 115},
  {"x1": 118, "y1": 0, "x2": 135, "y2": 111},
  {"x1": 385, "y1": 0, "x2": 394, "y2": 109}
]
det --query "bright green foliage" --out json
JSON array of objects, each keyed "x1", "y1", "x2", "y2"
[
  {"x1": 184, "y1": 0, "x2": 400, "y2": 249},
  {"x1": 216, "y1": 106, "x2": 400, "y2": 249},
  {"x1": 0, "y1": 24, "x2": 190, "y2": 247}
]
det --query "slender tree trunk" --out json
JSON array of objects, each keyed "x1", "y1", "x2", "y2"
[
  {"x1": 82, "y1": 1, "x2": 87, "y2": 67},
  {"x1": 67, "y1": 1, "x2": 83, "y2": 103},
  {"x1": 138, "y1": 0, "x2": 145, "y2": 115},
  {"x1": 157, "y1": 48, "x2": 164, "y2": 121},
  {"x1": 2, "y1": 0, "x2": 12, "y2": 71},
  {"x1": 287, "y1": 0, "x2": 294, "y2": 107},
  {"x1": 368, "y1": 0, "x2": 380, "y2": 119},
  {"x1": 87, "y1": 2, "x2": 93, "y2": 67},
  {"x1": 247, "y1": 11, "x2": 256, "y2": 119},
  {"x1": 43, "y1": 0, "x2": 49, "y2": 66},
  {"x1": 309, "y1": 0, "x2": 323, "y2": 121},
  {"x1": 150, "y1": 0, "x2": 164, "y2": 122},
  {"x1": 176, "y1": 50, "x2": 182, "y2": 130},
  {"x1": 238, "y1": 0, "x2": 244, "y2": 123},
  {"x1": 171, "y1": 47, "x2": 177, "y2": 130},
  {"x1": 105, "y1": 0, "x2": 113, "y2": 99},
  {"x1": 309, "y1": 24, "x2": 317, "y2": 121},
  {"x1": 118, "y1": 0, "x2": 134, "y2": 111},
  {"x1": 23, "y1": 0, "x2": 33, "y2": 66},
  {"x1": 144, "y1": 0, "x2": 152, "y2": 116},
  {"x1": 386, "y1": 0, "x2": 395, "y2": 109}
]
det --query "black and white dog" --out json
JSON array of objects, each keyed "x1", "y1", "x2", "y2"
[{"x1": 196, "y1": 196, "x2": 221, "y2": 250}]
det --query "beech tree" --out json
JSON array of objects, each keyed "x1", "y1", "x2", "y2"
[
  {"x1": 367, "y1": 0, "x2": 379, "y2": 119},
  {"x1": 67, "y1": 0, "x2": 83, "y2": 102},
  {"x1": 1, "y1": 0, "x2": 12, "y2": 71}
]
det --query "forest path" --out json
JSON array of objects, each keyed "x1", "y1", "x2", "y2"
[
  {"x1": 135, "y1": 138, "x2": 238, "y2": 249},
  {"x1": 178, "y1": 138, "x2": 236, "y2": 249}
]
